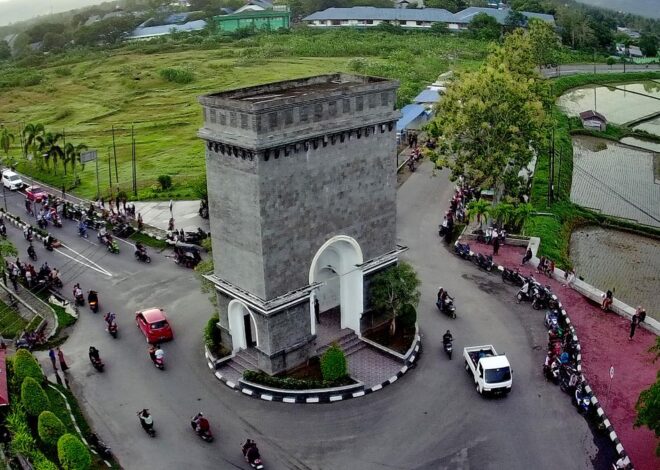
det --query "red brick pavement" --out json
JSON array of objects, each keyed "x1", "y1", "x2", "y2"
[{"x1": 468, "y1": 241, "x2": 659, "y2": 470}]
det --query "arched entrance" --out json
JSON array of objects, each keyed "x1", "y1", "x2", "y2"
[
  {"x1": 227, "y1": 300, "x2": 258, "y2": 353},
  {"x1": 309, "y1": 236, "x2": 364, "y2": 334}
]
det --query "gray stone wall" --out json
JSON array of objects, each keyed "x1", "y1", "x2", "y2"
[{"x1": 259, "y1": 127, "x2": 398, "y2": 299}]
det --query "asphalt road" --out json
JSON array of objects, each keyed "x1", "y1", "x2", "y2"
[
  {"x1": 2, "y1": 162, "x2": 611, "y2": 469},
  {"x1": 542, "y1": 62, "x2": 660, "y2": 77}
]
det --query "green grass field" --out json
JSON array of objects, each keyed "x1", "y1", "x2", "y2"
[
  {"x1": 0, "y1": 299, "x2": 27, "y2": 339},
  {"x1": 0, "y1": 29, "x2": 491, "y2": 200}
]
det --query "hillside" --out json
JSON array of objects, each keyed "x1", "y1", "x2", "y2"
[
  {"x1": 0, "y1": 0, "x2": 112, "y2": 26},
  {"x1": 576, "y1": 0, "x2": 660, "y2": 19}
]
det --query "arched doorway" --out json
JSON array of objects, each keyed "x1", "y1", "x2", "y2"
[
  {"x1": 227, "y1": 300, "x2": 258, "y2": 353},
  {"x1": 309, "y1": 236, "x2": 364, "y2": 334}
]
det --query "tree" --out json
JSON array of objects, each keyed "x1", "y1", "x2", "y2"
[
  {"x1": 424, "y1": 0, "x2": 466, "y2": 12},
  {"x1": 0, "y1": 238, "x2": 17, "y2": 290},
  {"x1": 320, "y1": 344, "x2": 347, "y2": 382},
  {"x1": 490, "y1": 202, "x2": 515, "y2": 227},
  {"x1": 21, "y1": 377, "x2": 50, "y2": 417},
  {"x1": 369, "y1": 262, "x2": 421, "y2": 336},
  {"x1": 430, "y1": 22, "x2": 449, "y2": 35},
  {"x1": 466, "y1": 199, "x2": 491, "y2": 227},
  {"x1": 505, "y1": 10, "x2": 527, "y2": 29},
  {"x1": 0, "y1": 125, "x2": 15, "y2": 159},
  {"x1": 635, "y1": 337, "x2": 660, "y2": 456},
  {"x1": 39, "y1": 131, "x2": 64, "y2": 174},
  {"x1": 38, "y1": 411, "x2": 66, "y2": 447},
  {"x1": 468, "y1": 13, "x2": 501, "y2": 41},
  {"x1": 13, "y1": 349, "x2": 44, "y2": 385},
  {"x1": 513, "y1": 202, "x2": 534, "y2": 232},
  {"x1": 0, "y1": 40, "x2": 11, "y2": 61},
  {"x1": 23, "y1": 122, "x2": 45, "y2": 166},
  {"x1": 42, "y1": 32, "x2": 68, "y2": 52},
  {"x1": 528, "y1": 18, "x2": 560, "y2": 68},
  {"x1": 57, "y1": 434, "x2": 91, "y2": 470},
  {"x1": 63, "y1": 142, "x2": 87, "y2": 176},
  {"x1": 639, "y1": 34, "x2": 658, "y2": 58}
]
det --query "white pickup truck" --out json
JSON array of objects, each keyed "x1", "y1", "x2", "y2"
[{"x1": 464, "y1": 345, "x2": 513, "y2": 396}]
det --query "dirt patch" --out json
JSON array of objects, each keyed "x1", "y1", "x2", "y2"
[{"x1": 362, "y1": 322, "x2": 415, "y2": 355}]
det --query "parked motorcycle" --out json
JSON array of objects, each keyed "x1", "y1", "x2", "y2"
[
  {"x1": 472, "y1": 252, "x2": 494, "y2": 272},
  {"x1": 516, "y1": 281, "x2": 533, "y2": 303},
  {"x1": 574, "y1": 382, "x2": 592, "y2": 416},
  {"x1": 532, "y1": 285, "x2": 554, "y2": 310},
  {"x1": 559, "y1": 364, "x2": 579, "y2": 394},
  {"x1": 453, "y1": 241, "x2": 471, "y2": 260},
  {"x1": 112, "y1": 223, "x2": 135, "y2": 238}
]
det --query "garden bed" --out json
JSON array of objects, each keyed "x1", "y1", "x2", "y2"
[
  {"x1": 243, "y1": 364, "x2": 356, "y2": 391},
  {"x1": 362, "y1": 322, "x2": 415, "y2": 355},
  {"x1": 0, "y1": 299, "x2": 27, "y2": 339}
]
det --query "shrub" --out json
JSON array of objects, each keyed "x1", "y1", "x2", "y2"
[
  {"x1": 157, "y1": 174, "x2": 172, "y2": 190},
  {"x1": 10, "y1": 428, "x2": 35, "y2": 455},
  {"x1": 38, "y1": 411, "x2": 66, "y2": 446},
  {"x1": 21, "y1": 377, "x2": 50, "y2": 417},
  {"x1": 204, "y1": 314, "x2": 221, "y2": 349},
  {"x1": 398, "y1": 303, "x2": 417, "y2": 331},
  {"x1": 54, "y1": 67, "x2": 72, "y2": 77},
  {"x1": 33, "y1": 455, "x2": 59, "y2": 470},
  {"x1": 57, "y1": 434, "x2": 91, "y2": 470},
  {"x1": 13, "y1": 349, "x2": 44, "y2": 384},
  {"x1": 242, "y1": 370, "x2": 354, "y2": 390},
  {"x1": 320, "y1": 344, "x2": 347, "y2": 382},
  {"x1": 159, "y1": 67, "x2": 194, "y2": 84}
]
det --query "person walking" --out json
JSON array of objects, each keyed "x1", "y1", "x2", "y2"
[
  {"x1": 48, "y1": 348, "x2": 58, "y2": 371},
  {"x1": 57, "y1": 347, "x2": 69, "y2": 372},
  {"x1": 629, "y1": 313, "x2": 639, "y2": 340},
  {"x1": 314, "y1": 298, "x2": 320, "y2": 324},
  {"x1": 493, "y1": 236, "x2": 500, "y2": 256}
]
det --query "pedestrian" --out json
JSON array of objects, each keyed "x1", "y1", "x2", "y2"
[
  {"x1": 563, "y1": 269, "x2": 576, "y2": 287},
  {"x1": 115, "y1": 195, "x2": 120, "y2": 211},
  {"x1": 57, "y1": 347, "x2": 69, "y2": 372},
  {"x1": 522, "y1": 248, "x2": 532, "y2": 265},
  {"x1": 10, "y1": 273, "x2": 18, "y2": 292},
  {"x1": 629, "y1": 313, "x2": 638, "y2": 340},
  {"x1": 636, "y1": 306, "x2": 646, "y2": 324},
  {"x1": 168, "y1": 217, "x2": 175, "y2": 232},
  {"x1": 314, "y1": 298, "x2": 320, "y2": 324},
  {"x1": 137, "y1": 213, "x2": 144, "y2": 232},
  {"x1": 122, "y1": 198, "x2": 127, "y2": 213},
  {"x1": 48, "y1": 348, "x2": 58, "y2": 370},
  {"x1": 493, "y1": 236, "x2": 500, "y2": 256}
]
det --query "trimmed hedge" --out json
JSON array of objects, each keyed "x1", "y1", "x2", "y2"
[
  {"x1": 21, "y1": 377, "x2": 50, "y2": 417},
  {"x1": 320, "y1": 344, "x2": 347, "y2": 382},
  {"x1": 13, "y1": 349, "x2": 44, "y2": 384},
  {"x1": 204, "y1": 314, "x2": 221, "y2": 349},
  {"x1": 57, "y1": 434, "x2": 91, "y2": 470},
  {"x1": 38, "y1": 411, "x2": 66, "y2": 447},
  {"x1": 243, "y1": 370, "x2": 354, "y2": 390}
]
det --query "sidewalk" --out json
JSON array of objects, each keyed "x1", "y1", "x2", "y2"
[
  {"x1": 131, "y1": 200, "x2": 209, "y2": 233},
  {"x1": 471, "y1": 242, "x2": 659, "y2": 470}
]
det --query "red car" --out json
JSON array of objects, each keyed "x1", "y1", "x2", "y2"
[
  {"x1": 25, "y1": 186, "x2": 48, "y2": 203},
  {"x1": 136, "y1": 308, "x2": 173, "y2": 344}
]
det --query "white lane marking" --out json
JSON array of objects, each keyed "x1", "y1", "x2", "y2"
[{"x1": 55, "y1": 244, "x2": 113, "y2": 277}]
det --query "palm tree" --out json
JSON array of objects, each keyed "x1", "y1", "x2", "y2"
[
  {"x1": 0, "y1": 125, "x2": 15, "y2": 160},
  {"x1": 466, "y1": 199, "x2": 492, "y2": 228},
  {"x1": 63, "y1": 142, "x2": 87, "y2": 176},
  {"x1": 490, "y1": 202, "x2": 515, "y2": 228},
  {"x1": 39, "y1": 131, "x2": 64, "y2": 174},
  {"x1": 513, "y1": 203, "x2": 534, "y2": 234},
  {"x1": 23, "y1": 123, "x2": 45, "y2": 168}
]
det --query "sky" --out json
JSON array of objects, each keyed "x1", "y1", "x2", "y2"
[
  {"x1": 577, "y1": 0, "x2": 660, "y2": 19},
  {"x1": 0, "y1": 0, "x2": 109, "y2": 26}
]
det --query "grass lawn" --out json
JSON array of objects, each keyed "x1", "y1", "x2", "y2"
[
  {"x1": 129, "y1": 230, "x2": 168, "y2": 249},
  {"x1": 0, "y1": 299, "x2": 27, "y2": 339}
]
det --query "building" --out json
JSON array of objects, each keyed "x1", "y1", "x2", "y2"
[
  {"x1": 212, "y1": 8, "x2": 290, "y2": 32},
  {"x1": 199, "y1": 74, "x2": 404, "y2": 374},
  {"x1": 303, "y1": 6, "x2": 554, "y2": 29},
  {"x1": 127, "y1": 19, "x2": 207, "y2": 40},
  {"x1": 234, "y1": 0, "x2": 274, "y2": 13},
  {"x1": 413, "y1": 88, "x2": 441, "y2": 107},
  {"x1": 579, "y1": 110, "x2": 607, "y2": 132}
]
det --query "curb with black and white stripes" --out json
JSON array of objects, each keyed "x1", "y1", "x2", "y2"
[
  {"x1": 47, "y1": 383, "x2": 113, "y2": 468},
  {"x1": 205, "y1": 340, "x2": 421, "y2": 404}
]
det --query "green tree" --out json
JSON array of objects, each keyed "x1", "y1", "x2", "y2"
[
  {"x1": 21, "y1": 377, "x2": 50, "y2": 417},
  {"x1": 639, "y1": 34, "x2": 658, "y2": 57},
  {"x1": 468, "y1": 13, "x2": 501, "y2": 41},
  {"x1": 635, "y1": 337, "x2": 660, "y2": 456},
  {"x1": 0, "y1": 40, "x2": 11, "y2": 60},
  {"x1": 38, "y1": 411, "x2": 67, "y2": 447},
  {"x1": 320, "y1": 344, "x2": 347, "y2": 382},
  {"x1": 42, "y1": 32, "x2": 68, "y2": 52},
  {"x1": 528, "y1": 18, "x2": 560, "y2": 68},
  {"x1": 466, "y1": 199, "x2": 491, "y2": 227},
  {"x1": 505, "y1": 10, "x2": 527, "y2": 29},
  {"x1": 63, "y1": 142, "x2": 87, "y2": 176},
  {"x1": 57, "y1": 434, "x2": 91, "y2": 470},
  {"x1": 430, "y1": 22, "x2": 449, "y2": 35},
  {"x1": 39, "y1": 131, "x2": 65, "y2": 174},
  {"x1": 513, "y1": 202, "x2": 534, "y2": 232},
  {"x1": 13, "y1": 349, "x2": 44, "y2": 385},
  {"x1": 369, "y1": 262, "x2": 421, "y2": 336},
  {"x1": 23, "y1": 122, "x2": 45, "y2": 167},
  {"x1": 0, "y1": 125, "x2": 15, "y2": 159},
  {"x1": 424, "y1": 0, "x2": 466, "y2": 12},
  {"x1": 490, "y1": 202, "x2": 515, "y2": 227}
]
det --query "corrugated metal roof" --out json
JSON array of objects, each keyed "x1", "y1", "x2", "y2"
[
  {"x1": 304, "y1": 7, "x2": 456, "y2": 22},
  {"x1": 414, "y1": 89, "x2": 440, "y2": 103},
  {"x1": 129, "y1": 19, "x2": 207, "y2": 39},
  {"x1": 454, "y1": 7, "x2": 554, "y2": 24},
  {"x1": 397, "y1": 104, "x2": 427, "y2": 131}
]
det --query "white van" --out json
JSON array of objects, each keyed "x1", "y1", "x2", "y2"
[{"x1": 2, "y1": 170, "x2": 23, "y2": 190}]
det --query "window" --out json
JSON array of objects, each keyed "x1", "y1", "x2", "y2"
[
  {"x1": 268, "y1": 112, "x2": 278, "y2": 130},
  {"x1": 328, "y1": 101, "x2": 337, "y2": 117},
  {"x1": 485, "y1": 367, "x2": 512, "y2": 384},
  {"x1": 210, "y1": 109, "x2": 216, "y2": 124},
  {"x1": 229, "y1": 112, "x2": 237, "y2": 127},
  {"x1": 343, "y1": 99, "x2": 350, "y2": 113},
  {"x1": 356, "y1": 96, "x2": 363, "y2": 111},
  {"x1": 240, "y1": 113, "x2": 248, "y2": 129},
  {"x1": 255, "y1": 115, "x2": 262, "y2": 132},
  {"x1": 150, "y1": 320, "x2": 168, "y2": 330},
  {"x1": 365, "y1": 20, "x2": 373, "y2": 25},
  {"x1": 368, "y1": 93, "x2": 377, "y2": 108},
  {"x1": 331, "y1": 20, "x2": 341, "y2": 26},
  {"x1": 416, "y1": 21, "x2": 423, "y2": 26},
  {"x1": 314, "y1": 103, "x2": 323, "y2": 121},
  {"x1": 219, "y1": 112, "x2": 226, "y2": 125},
  {"x1": 300, "y1": 106, "x2": 309, "y2": 122},
  {"x1": 380, "y1": 92, "x2": 389, "y2": 106},
  {"x1": 284, "y1": 109, "x2": 293, "y2": 125}
]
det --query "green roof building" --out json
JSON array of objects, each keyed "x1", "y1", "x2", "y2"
[{"x1": 212, "y1": 9, "x2": 291, "y2": 33}]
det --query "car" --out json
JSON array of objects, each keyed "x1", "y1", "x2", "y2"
[
  {"x1": 25, "y1": 186, "x2": 48, "y2": 203},
  {"x1": 2, "y1": 170, "x2": 23, "y2": 190},
  {"x1": 136, "y1": 308, "x2": 173, "y2": 343}
]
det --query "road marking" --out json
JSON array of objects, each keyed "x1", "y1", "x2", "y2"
[{"x1": 54, "y1": 243, "x2": 113, "y2": 277}]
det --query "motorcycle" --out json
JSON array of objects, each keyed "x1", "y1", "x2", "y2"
[
  {"x1": 150, "y1": 349, "x2": 165, "y2": 370},
  {"x1": 543, "y1": 357, "x2": 560, "y2": 384},
  {"x1": 37, "y1": 216, "x2": 48, "y2": 229},
  {"x1": 137, "y1": 410, "x2": 156, "y2": 437},
  {"x1": 443, "y1": 339, "x2": 453, "y2": 360},
  {"x1": 472, "y1": 252, "x2": 494, "y2": 272},
  {"x1": 90, "y1": 356, "x2": 104, "y2": 372},
  {"x1": 23, "y1": 227, "x2": 33, "y2": 242},
  {"x1": 559, "y1": 364, "x2": 579, "y2": 394},
  {"x1": 134, "y1": 249, "x2": 151, "y2": 263},
  {"x1": 88, "y1": 291, "x2": 99, "y2": 313},
  {"x1": 27, "y1": 245, "x2": 37, "y2": 262},
  {"x1": 190, "y1": 415, "x2": 214, "y2": 442},
  {"x1": 516, "y1": 282, "x2": 533, "y2": 303},
  {"x1": 51, "y1": 214, "x2": 63, "y2": 228},
  {"x1": 0, "y1": 222, "x2": 5, "y2": 238},
  {"x1": 453, "y1": 241, "x2": 471, "y2": 260},
  {"x1": 178, "y1": 228, "x2": 209, "y2": 246},
  {"x1": 406, "y1": 158, "x2": 416, "y2": 172},
  {"x1": 89, "y1": 433, "x2": 112, "y2": 460},
  {"x1": 436, "y1": 298, "x2": 456, "y2": 319},
  {"x1": 108, "y1": 321, "x2": 118, "y2": 339},
  {"x1": 242, "y1": 440, "x2": 265, "y2": 470},
  {"x1": 75, "y1": 292, "x2": 85, "y2": 307},
  {"x1": 544, "y1": 310, "x2": 560, "y2": 330},
  {"x1": 112, "y1": 223, "x2": 135, "y2": 238},
  {"x1": 532, "y1": 285, "x2": 553, "y2": 310},
  {"x1": 574, "y1": 383, "x2": 592, "y2": 416},
  {"x1": 107, "y1": 240, "x2": 120, "y2": 254}
]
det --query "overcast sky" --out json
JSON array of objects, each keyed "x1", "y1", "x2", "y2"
[{"x1": 0, "y1": 0, "x2": 108, "y2": 26}]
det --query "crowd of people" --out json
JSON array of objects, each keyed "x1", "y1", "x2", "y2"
[{"x1": 438, "y1": 178, "x2": 478, "y2": 243}]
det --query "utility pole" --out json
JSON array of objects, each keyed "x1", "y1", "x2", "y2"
[
  {"x1": 108, "y1": 147, "x2": 112, "y2": 196},
  {"x1": 131, "y1": 124, "x2": 137, "y2": 196},
  {"x1": 593, "y1": 49, "x2": 596, "y2": 74},
  {"x1": 95, "y1": 153, "x2": 100, "y2": 199},
  {"x1": 112, "y1": 126, "x2": 119, "y2": 183}
]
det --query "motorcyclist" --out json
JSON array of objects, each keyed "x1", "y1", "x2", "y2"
[
  {"x1": 242, "y1": 439, "x2": 260, "y2": 463},
  {"x1": 442, "y1": 330, "x2": 453, "y2": 345},
  {"x1": 154, "y1": 345, "x2": 164, "y2": 362},
  {"x1": 73, "y1": 283, "x2": 83, "y2": 303},
  {"x1": 148, "y1": 345, "x2": 157, "y2": 363},
  {"x1": 437, "y1": 287, "x2": 452, "y2": 311},
  {"x1": 192, "y1": 412, "x2": 210, "y2": 434},
  {"x1": 138, "y1": 409, "x2": 153, "y2": 430},
  {"x1": 88, "y1": 290, "x2": 98, "y2": 305},
  {"x1": 0, "y1": 219, "x2": 6, "y2": 237},
  {"x1": 104, "y1": 311, "x2": 116, "y2": 327},
  {"x1": 23, "y1": 226, "x2": 33, "y2": 241},
  {"x1": 43, "y1": 234, "x2": 54, "y2": 250},
  {"x1": 27, "y1": 244, "x2": 36, "y2": 260},
  {"x1": 49, "y1": 268, "x2": 60, "y2": 284},
  {"x1": 88, "y1": 346, "x2": 100, "y2": 363}
]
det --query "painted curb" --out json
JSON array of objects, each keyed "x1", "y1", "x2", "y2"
[{"x1": 204, "y1": 339, "x2": 422, "y2": 404}]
